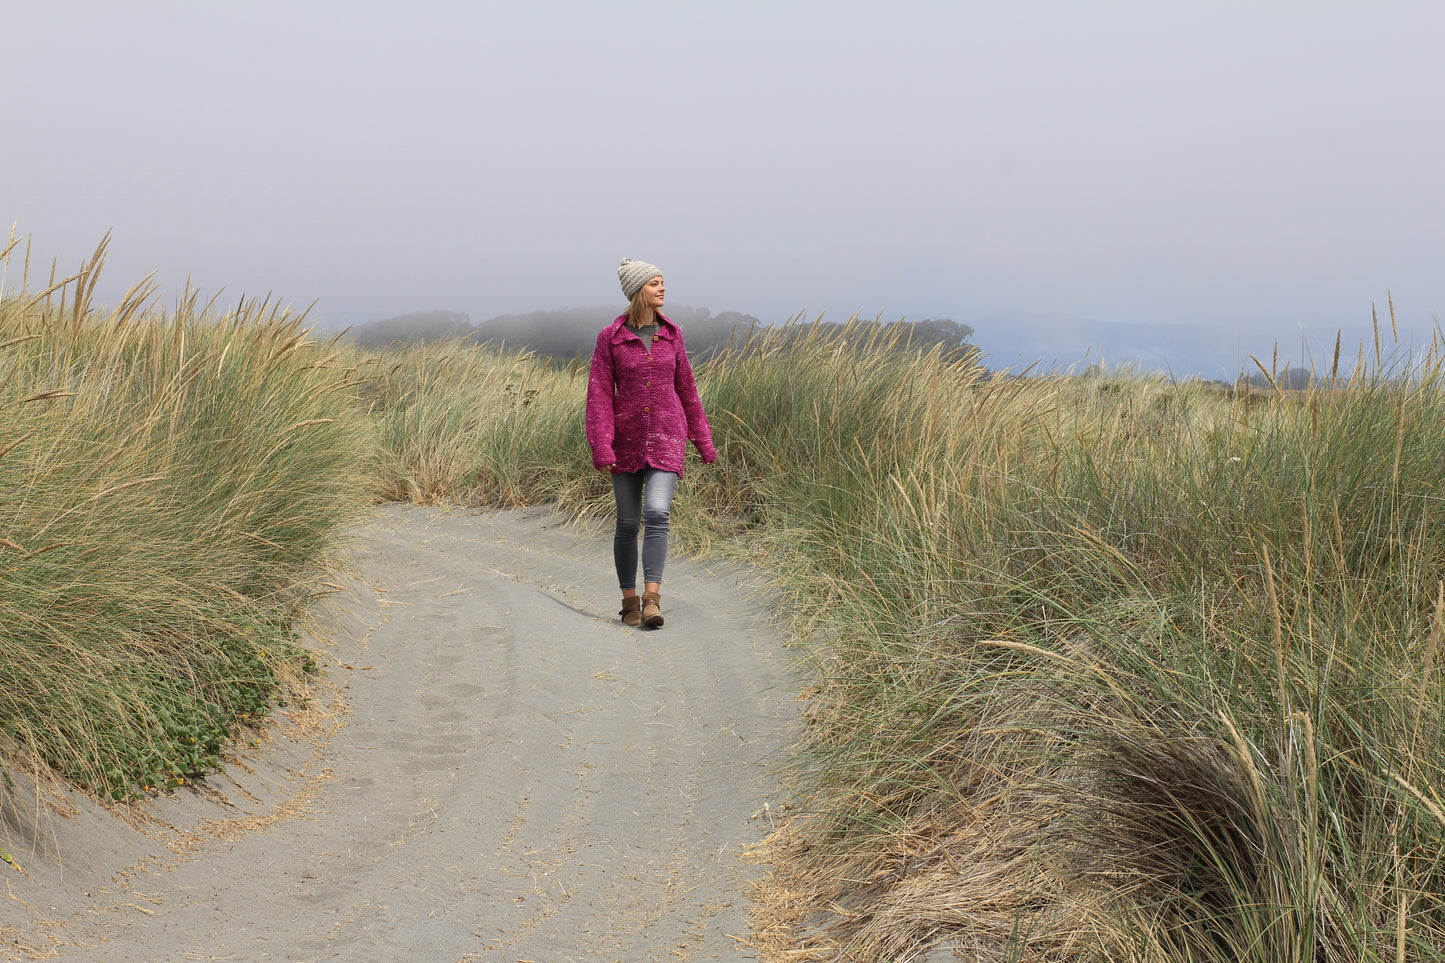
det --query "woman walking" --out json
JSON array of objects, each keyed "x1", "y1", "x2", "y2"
[{"x1": 586, "y1": 258, "x2": 717, "y2": 628}]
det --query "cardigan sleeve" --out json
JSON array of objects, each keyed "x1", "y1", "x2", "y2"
[
  {"x1": 673, "y1": 329, "x2": 717, "y2": 463},
  {"x1": 585, "y1": 329, "x2": 618, "y2": 469}
]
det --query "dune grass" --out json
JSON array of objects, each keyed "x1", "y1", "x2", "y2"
[
  {"x1": 3, "y1": 233, "x2": 1442, "y2": 959},
  {"x1": 353, "y1": 338, "x2": 599, "y2": 509},
  {"x1": 0, "y1": 237, "x2": 370, "y2": 798},
  {"x1": 377, "y1": 312, "x2": 1445, "y2": 960},
  {"x1": 700, "y1": 328, "x2": 1445, "y2": 961},
  {"x1": 350, "y1": 310, "x2": 1445, "y2": 956}
]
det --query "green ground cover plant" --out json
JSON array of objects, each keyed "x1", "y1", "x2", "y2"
[{"x1": 3, "y1": 233, "x2": 1440, "y2": 960}]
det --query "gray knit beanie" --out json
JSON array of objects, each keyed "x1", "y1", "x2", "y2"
[{"x1": 618, "y1": 257, "x2": 662, "y2": 299}]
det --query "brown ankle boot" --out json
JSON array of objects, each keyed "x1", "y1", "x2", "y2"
[
  {"x1": 620, "y1": 595, "x2": 642, "y2": 626},
  {"x1": 641, "y1": 591, "x2": 663, "y2": 628}
]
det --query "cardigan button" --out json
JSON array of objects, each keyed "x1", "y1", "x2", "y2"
[{"x1": 643, "y1": 406, "x2": 650, "y2": 413}]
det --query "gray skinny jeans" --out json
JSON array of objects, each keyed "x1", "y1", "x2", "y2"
[{"x1": 611, "y1": 467, "x2": 678, "y2": 590}]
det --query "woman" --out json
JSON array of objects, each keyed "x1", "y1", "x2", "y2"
[{"x1": 586, "y1": 258, "x2": 717, "y2": 628}]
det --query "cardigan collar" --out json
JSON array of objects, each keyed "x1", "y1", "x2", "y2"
[{"x1": 606, "y1": 313, "x2": 679, "y2": 346}]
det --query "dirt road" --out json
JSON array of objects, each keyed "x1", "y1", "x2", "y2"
[{"x1": 2, "y1": 505, "x2": 797, "y2": 962}]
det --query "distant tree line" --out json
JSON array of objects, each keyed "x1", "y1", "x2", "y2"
[
  {"x1": 345, "y1": 307, "x2": 977, "y2": 365},
  {"x1": 348, "y1": 309, "x2": 475, "y2": 345},
  {"x1": 1241, "y1": 367, "x2": 1319, "y2": 390}
]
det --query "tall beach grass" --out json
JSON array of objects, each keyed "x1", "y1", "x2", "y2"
[
  {"x1": 2, "y1": 230, "x2": 1441, "y2": 960},
  {"x1": 0, "y1": 236, "x2": 370, "y2": 798},
  {"x1": 372, "y1": 309, "x2": 1445, "y2": 960},
  {"x1": 699, "y1": 325, "x2": 1445, "y2": 961},
  {"x1": 354, "y1": 338, "x2": 597, "y2": 509}
]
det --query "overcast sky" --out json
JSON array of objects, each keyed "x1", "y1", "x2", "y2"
[{"x1": 5, "y1": 2, "x2": 1441, "y2": 376}]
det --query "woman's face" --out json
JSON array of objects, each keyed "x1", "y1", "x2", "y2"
[{"x1": 642, "y1": 276, "x2": 665, "y2": 310}]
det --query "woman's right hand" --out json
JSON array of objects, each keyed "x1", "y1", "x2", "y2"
[{"x1": 598, "y1": 463, "x2": 615, "y2": 475}]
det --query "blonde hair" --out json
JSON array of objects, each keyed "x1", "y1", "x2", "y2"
[{"x1": 626, "y1": 281, "x2": 659, "y2": 328}]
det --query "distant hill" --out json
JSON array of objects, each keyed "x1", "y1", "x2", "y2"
[
  {"x1": 346, "y1": 305, "x2": 764, "y2": 361},
  {"x1": 461, "y1": 306, "x2": 764, "y2": 361},
  {"x1": 346, "y1": 306, "x2": 718, "y2": 352},
  {"x1": 345, "y1": 310, "x2": 475, "y2": 345},
  {"x1": 346, "y1": 307, "x2": 977, "y2": 366}
]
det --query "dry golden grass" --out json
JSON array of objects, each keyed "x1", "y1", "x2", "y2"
[
  {"x1": 5, "y1": 227, "x2": 1444, "y2": 960},
  {"x1": 0, "y1": 235, "x2": 370, "y2": 802}
]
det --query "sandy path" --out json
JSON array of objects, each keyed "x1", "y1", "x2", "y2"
[{"x1": 2, "y1": 505, "x2": 797, "y2": 962}]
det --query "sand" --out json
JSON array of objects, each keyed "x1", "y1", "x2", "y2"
[{"x1": 0, "y1": 504, "x2": 799, "y2": 962}]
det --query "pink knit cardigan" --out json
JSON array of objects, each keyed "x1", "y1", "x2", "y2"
[{"x1": 586, "y1": 314, "x2": 717, "y2": 476}]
